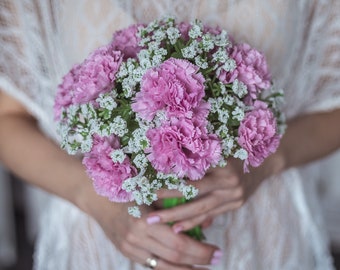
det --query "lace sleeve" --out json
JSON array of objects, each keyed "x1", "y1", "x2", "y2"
[
  {"x1": 300, "y1": 0, "x2": 340, "y2": 113},
  {"x1": 0, "y1": 0, "x2": 57, "y2": 139}
]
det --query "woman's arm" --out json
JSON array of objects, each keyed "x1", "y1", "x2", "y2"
[
  {"x1": 147, "y1": 108, "x2": 340, "y2": 232},
  {"x1": 0, "y1": 91, "x2": 219, "y2": 269}
]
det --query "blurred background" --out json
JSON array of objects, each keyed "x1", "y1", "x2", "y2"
[{"x1": 0, "y1": 153, "x2": 340, "y2": 270}]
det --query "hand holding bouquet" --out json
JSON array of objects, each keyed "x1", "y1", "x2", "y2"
[{"x1": 54, "y1": 18, "x2": 285, "y2": 230}]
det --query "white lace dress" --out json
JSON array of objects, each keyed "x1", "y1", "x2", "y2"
[{"x1": 1, "y1": 1, "x2": 340, "y2": 269}]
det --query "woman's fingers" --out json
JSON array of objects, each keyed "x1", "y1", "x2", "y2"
[
  {"x1": 146, "y1": 223, "x2": 220, "y2": 266},
  {"x1": 171, "y1": 199, "x2": 244, "y2": 233},
  {"x1": 148, "y1": 187, "x2": 242, "y2": 225},
  {"x1": 121, "y1": 240, "x2": 210, "y2": 270},
  {"x1": 116, "y1": 210, "x2": 221, "y2": 267}
]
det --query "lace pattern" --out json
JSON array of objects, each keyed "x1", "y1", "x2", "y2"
[{"x1": 1, "y1": 0, "x2": 340, "y2": 269}]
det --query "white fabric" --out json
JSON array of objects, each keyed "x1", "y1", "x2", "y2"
[
  {"x1": 1, "y1": 0, "x2": 340, "y2": 269},
  {"x1": 319, "y1": 150, "x2": 340, "y2": 250}
]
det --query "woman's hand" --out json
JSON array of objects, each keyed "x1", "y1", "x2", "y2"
[
  {"x1": 147, "y1": 156, "x2": 283, "y2": 234},
  {"x1": 77, "y1": 182, "x2": 221, "y2": 270}
]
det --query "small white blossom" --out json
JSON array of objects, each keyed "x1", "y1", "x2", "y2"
[
  {"x1": 218, "y1": 159, "x2": 228, "y2": 167},
  {"x1": 96, "y1": 122, "x2": 111, "y2": 137},
  {"x1": 122, "y1": 177, "x2": 138, "y2": 192},
  {"x1": 233, "y1": 148, "x2": 248, "y2": 160},
  {"x1": 96, "y1": 94, "x2": 117, "y2": 111},
  {"x1": 181, "y1": 40, "x2": 199, "y2": 59},
  {"x1": 126, "y1": 128, "x2": 149, "y2": 153},
  {"x1": 232, "y1": 106, "x2": 245, "y2": 121},
  {"x1": 206, "y1": 121, "x2": 214, "y2": 133},
  {"x1": 139, "y1": 36, "x2": 151, "y2": 47},
  {"x1": 145, "y1": 20, "x2": 158, "y2": 32},
  {"x1": 117, "y1": 63, "x2": 128, "y2": 78},
  {"x1": 216, "y1": 125, "x2": 229, "y2": 138},
  {"x1": 179, "y1": 184, "x2": 199, "y2": 200},
  {"x1": 194, "y1": 55, "x2": 208, "y2": 69},
  {"x1": 122, "y1": 78, "x2": 136, "y2": 98},
  {"x1": 219, "y1": 83, "x2": 227, "y2": 95},
  {"x1": 110, "y1": 149, "x2": 126, "y2": 163},
  {"x1": 166, "y1": 27, "x2": 181, "y2": 44},
  {"x1": 212, "y1": 49, "x2": 228, "y2": 63},
  {"x1": 81, "y1": 136, "x2": 93, "y2": 153},
  {"x1": 232, "y1": 79, "x2": 248, "y2": 98},
  {"x1": 137, "y1": 177, "x2": 152, "y2": 193},
  {"x1": 161, "y1": 174, "x2": 181, "y2": 190},
  {"x1": 164, "y1": 179, "x2": 180, "y2": 190},
  {"x1": 201, "y1": 34, "x2": 215, "y2": 52},
  {"x1": 214, "y1": 30, "x2": 230, "y2": 47},
  {"x1": 68, "y1": 105, "x2": 79, "y2": 118},
  {"x1": 153, "y1": 29, "x2": 167, "y2": 42},
  {"x1": 218, "y1": 109, "x2": 230, "y2": 124},
  {"x1": 133, "y1": 153, "x2": 148, "y2": 169},
  {"x1": 208, "y1": 98, "x2": 219, "y2": 113},
  {"x1": 88, "y1": 119, "x2": 99, "y2": 134},
  {"x1": 153, "y1": 110, "x2": 168, "y2": 127},
  {"x1": 128, "y1": 206, "x2": 141, "y2": 218},
  {"x1": 219, "y1": 96, "x2": 227, "y2": 107},
  {"x1": 132, "y1": 191, "x2": 144, "y2": 205},
  {"x1": 58, "y1": 122, "x2": 70, "y2": 140},
  {"x1": 148, "y1": 41, "x2": 161, "y2": 51},
  {"x1": 151, "y1": 178, "x2": 163, "y2": 190},
  {"x1": 222, "y1": 58, "x2": 236, "y2": 72},
  {"x1": 138, "y1": 49, "x2": 152, "y2": 61},
  {"x1": 111, "y1": 116, "x2": 128, "y2": 137},
  {"x1": 143, "y1": 192, "x2": 158, "y2": 205},
  {"x1": 222, "y1": 136, "x2": 235, "y2": 156},
  {"x1": 132, "y1": 67, "x2": 145, "y2": 82},
  {"x1": 223, "y1": 95, "x2": 235, "y2": 106},
  {"x1": 156, "y1": 48, "x2": 168, "y2": 57},
  {"x1": 152, "y1": 54, "x2": 164, "y2": 66},
  {"x1": 188, "y1": 22, "x2": 203, "y2": 39}
]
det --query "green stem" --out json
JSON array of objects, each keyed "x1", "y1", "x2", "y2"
[{"x1": 163, "y1": 197, "x2": 205, "y2": 241}]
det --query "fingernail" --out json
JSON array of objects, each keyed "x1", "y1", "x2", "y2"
[
  {"x1": 211, "y1": 256, "x2": 221, "y2": 265},
  {"x1": 213, "y1": 250, "x2": 223, "y2": 259},
  {"x1": 146, "y1": 215, "x2": 160, "y2": 225},
  {"x1": 173, "y1": 225, "x2": 183, "y2": 234},
  {"x1": 210, "y1": 250, "x2": 223, "y2": 265}
]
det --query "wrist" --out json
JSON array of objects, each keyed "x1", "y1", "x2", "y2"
[
  {"x1": 73, "y1": 173, "x2": 124, "y2": 222},
  {"x1": 260, "y1": 148, "x2": 286, "y2": 179}
]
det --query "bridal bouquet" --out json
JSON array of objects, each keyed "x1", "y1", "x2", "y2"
[{"x1": 54, "y1": 17, "x2": 285, "y2": 220}]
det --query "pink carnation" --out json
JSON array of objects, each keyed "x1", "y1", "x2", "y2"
[
  {"x1": 238, "y1": 101, "x2": 280, "y2": 172},
  {"x1": 218, "y1": 43, "x2": 271, "y2": 99},
  {"x1": 54, "y1": 63, "x2": 81, "y2": 120},
  {"x1": 54, "y1": 45, "x2": 122, "y2": 120},
  {"x1": 110, "y1": 24, "x2": 143, "y2": 60},
  {"x1": 178, "y1": 22, "x2": 191, "y2": 41},
  {"x1": 132, "y1": 58, "x2": 205, "y2": 120},
  {"x1": 82, "y1": 134, "x2": 136, "y2": 202},
  {"x1": 146, "y1": 118, "x2": 221, "y2": 180}
]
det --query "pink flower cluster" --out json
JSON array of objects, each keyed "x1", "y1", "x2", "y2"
[
  {"x1": 132, "y1": 58, "x2": 206, "y2": 120},
  {"x1": 82, "y1": 135, "x2": 137, "y2": 202},
  {"x1": 133, "y1": 58, "x2": 221, "y2": 180},
  {"x1": 238, "y1": 101, "x2": 281, "y2": 172},
  {"x1": 218, "y1": 43, "x2": 271, "y2": 100},
  {"x1": 110, "y1": 24, "x2": 144, "y2": 60},
  {"x1": 54, "y1": 45, "x2": 123, "y2": 119},
  {"x1": 146, "y1": 118, "x2": 221, "y2": 180}
]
